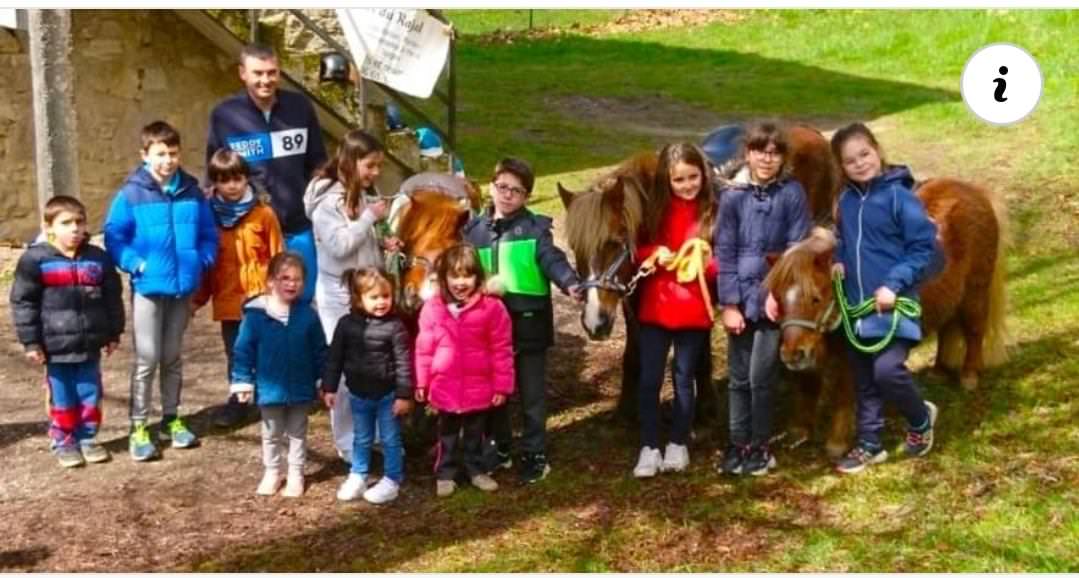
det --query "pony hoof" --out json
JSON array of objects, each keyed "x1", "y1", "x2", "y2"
[{"x1": 960, "y1": 374, "x2": 979, "y2": 391}]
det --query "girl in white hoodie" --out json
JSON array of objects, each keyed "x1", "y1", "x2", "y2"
[{"x1": 302, "y1": 129, "x2": 389, "y2": 462}]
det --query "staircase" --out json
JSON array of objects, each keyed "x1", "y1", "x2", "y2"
[{"x1": 176, "y1": 9, "x2": 459, "y2": 190}]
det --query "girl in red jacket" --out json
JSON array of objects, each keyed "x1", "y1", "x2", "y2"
[
  {"x1": 633, "y1": 143, "x2": 718, "y2": 478},
  {"x1": 414, "y1": 243, "x2": 515, "y2": 497}
]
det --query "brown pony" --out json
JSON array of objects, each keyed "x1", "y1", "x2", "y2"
[
  {"x1": 391, "y1": 176, "x2": 482, "y2": 316},
  {"x1": 557, "y1": 124, "x2": 840, "y2": 421},
  {"x1": 763, "y1": 178, "x2": 1009, "y2": 456}
]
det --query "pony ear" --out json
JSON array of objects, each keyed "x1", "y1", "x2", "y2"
[
  {"x1": 602, "y1": 177, "x2": 626, "y2": 212},
  {"x1": 557, "y1": 183, "x2": 576, "y2": 209}
]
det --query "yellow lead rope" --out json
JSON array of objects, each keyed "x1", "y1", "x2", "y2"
[{"x1": 638, "y1": 238, "x2": 715, "y2": 321}]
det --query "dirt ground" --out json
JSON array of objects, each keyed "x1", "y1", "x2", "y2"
[{"x1": 1, "y1": 215, "x2": 714, "y2": 571}]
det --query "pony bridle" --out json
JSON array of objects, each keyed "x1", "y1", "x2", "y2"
[
  {"x1": 779, "y1": 297, "x2": 842, "y2": 334},
  {"x1": 578, "y1": 242, "x2": 635, "y2": 296}
]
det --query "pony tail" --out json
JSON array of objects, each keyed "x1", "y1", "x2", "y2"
[{"x1": 982, "y1": 186, "x2": 1012, "y2": 367}]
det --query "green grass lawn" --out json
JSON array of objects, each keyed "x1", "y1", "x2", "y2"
[{"x1": 195, "y1": 10, "x2": 1078, "y2": 572}]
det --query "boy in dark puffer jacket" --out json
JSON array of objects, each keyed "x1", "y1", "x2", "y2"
[
  {"x1": 322, "y1": 267, "x2": 414, "y2": 505},
  {"x1": 10, "y1": 195, "x2": 125, "y2": 468}
]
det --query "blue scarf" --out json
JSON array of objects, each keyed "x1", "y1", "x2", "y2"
[{"x1": 211, "y1": 187, "x2": 257, "y2": 228}]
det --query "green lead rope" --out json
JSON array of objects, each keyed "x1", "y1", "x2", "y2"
[{"x1": 833, "y1": 273, "x2": 922, "y2": 354}]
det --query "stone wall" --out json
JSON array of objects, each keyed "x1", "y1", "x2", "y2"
[{"x1": 0, "y1": 10, "x2": 243, "y2": 241}]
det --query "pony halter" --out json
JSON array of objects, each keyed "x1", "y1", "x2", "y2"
[
  {"x1": 779, "y1": 297, "x2": 842, "y2": 334},
  {"x1": 578, "y1": 242, "x2": 634, "y2": 295}
]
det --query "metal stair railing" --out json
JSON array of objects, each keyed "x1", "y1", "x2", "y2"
[{"x1": 285, "y1": 9, "x2": 458, "y2": 175}]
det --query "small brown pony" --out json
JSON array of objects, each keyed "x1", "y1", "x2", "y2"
[
  {"x1": 390, "y1": 174, "x2": 482, "y2": 316},
  {"x1": 557, "y1": 124, "x2": 840, "y2": 421},
  {"x1": 763, "y1": 178, "x2": 1009, "y2": 456}
]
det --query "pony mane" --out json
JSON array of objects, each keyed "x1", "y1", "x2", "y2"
[
  {"x1": 397, "y1": 190, "x2": 467, "y2": 249},
  {"x1": 763, "y1": 226, "x2": 835, "y2": 297},
  {"x1": 564, "y1": 152, "x2": 655, "y2": 261}
]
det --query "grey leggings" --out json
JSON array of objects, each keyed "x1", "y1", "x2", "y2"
[
  {"x1": 261, "y1": 404, "x2": 309, "y2": 476},
  {"x1": 129, "y1": 294, "x2": 191, "y2": 422}
]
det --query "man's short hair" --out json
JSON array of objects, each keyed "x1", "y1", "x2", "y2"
[
  {"x1": 43, "y1": 195, "x2": 86, "y2": 225},
  {"x1": 140, "y1": 120, "x2": 181, "y2": 150},
  {"x1": 240, "y1": 43, "x2": 277, "y2": 64}
]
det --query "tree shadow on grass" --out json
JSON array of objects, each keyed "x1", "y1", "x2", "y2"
[{"x1": 449, "y1": 32, "x2": 959, "y2": 179}]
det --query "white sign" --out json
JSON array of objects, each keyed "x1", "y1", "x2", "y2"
[
  {"x1": 335, "y1": 9, "x2": 450, "y2": 99},
  {"x1": 1, "y1": 9, "x2": 18, "y2": 30}
]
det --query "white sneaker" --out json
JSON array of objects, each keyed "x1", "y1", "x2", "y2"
[
  {"x1": 337, "y1": 473, "x2": 367, "y2": 501},
  {"x1": 282, "y1": 472, "x2": 305, "y2": 498},
  {"x1": 256, "y1": 470, "x2": 282, "y2": 496},
  {"x1": 633, "y1": 447, "x2": 663, "y2": 478},
  {"x1": 363, "y1": 477, "x2": 400, "y2": 504},
  {"x1": 661, "y1": 443, "x2": 690, "y2": 472}
]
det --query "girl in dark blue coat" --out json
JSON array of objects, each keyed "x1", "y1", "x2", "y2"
[
  {"x1": 231, "y1": 252, "x2": 327, "y2": 496},
  {"x1": 714, "y1": 122, "x2": 811, "y2": 477},
  {"x1": 830, "y1": 123, "x2": 939, "y2": 475}
]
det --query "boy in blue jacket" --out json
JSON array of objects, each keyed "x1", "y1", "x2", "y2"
[{"x1": 105, "y1": 121, "x2": 219, "y2": 461}]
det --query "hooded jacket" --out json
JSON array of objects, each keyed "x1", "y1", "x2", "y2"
[
  {"x1": 303, "y1": 178, "x2": 384, "y2": 281},
  {"x1": 834, "y1": 165, "x2": 939, "y2": 342},
  {"x1": 414, "y1": 294, "x2": 515, "y2": 414},
  {"x1": 10, "y1": 240, "x2": 125, "y2": 363},
  {"x1": 104, "y1": 166, "x2": 218, "y2": 297},
  {"x1": 715, "y1": 169, "x2": 812, "y2": 322},
  {"x1": 229, "y1": 296, "x2": 327, "y2": 406}
]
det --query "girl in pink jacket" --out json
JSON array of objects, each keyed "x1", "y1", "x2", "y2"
[{"x1": 414, "y1": 243, "x2": 515, "y2": 497}]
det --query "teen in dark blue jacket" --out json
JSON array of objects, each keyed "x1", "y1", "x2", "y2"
[
  {"x1": 714, "y1": 122, "x2": 811, "y2": 477},
  {"x1": 830, "y1": 123, "x2": 939, "y2": 475}
]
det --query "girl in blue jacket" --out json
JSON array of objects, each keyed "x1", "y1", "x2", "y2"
[
  {"x1": 830, "y1": 123, "x2": 939, "y2": 475},
  {"x1": 231, "y1": 252, "x2": 327, "y2": 497}
]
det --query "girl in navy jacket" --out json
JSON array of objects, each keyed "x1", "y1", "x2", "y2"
[
  {"x1": 830, "y1": 123, "x2": 939, "y2": 475},
  {"x1": 231, "y1": 252, "x2": 327, "y2": 497}
]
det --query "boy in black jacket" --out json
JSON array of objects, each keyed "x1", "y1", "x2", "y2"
[
  {"x1": 10, "y1": 196, "x2": 125, "y2": 467},
  {"x1": 463, "y1": 158, "x2": 582, "y2": 484}
]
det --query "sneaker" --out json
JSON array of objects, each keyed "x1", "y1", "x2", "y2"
[
  {"x1": 661, "y1": 443, "x2": 690, "y2": 473},
  {"x1": 436, "y1": 479, "x2": 456, "y2": 497},
  {"x1": 717, "y1": 444, "x2": 749, "y2": 476},
  {"x1": 518, "y1": 452, "x2": 551, "y2": 484},
  {"x1": 212, "y1": 398, "x2": 247, "y2": 428},
  {"x1": 632, "y1": 446, "x2": 663, "y2": 478},
  {"x1": 494, "y1": 450, "x2": 513, "y2": 471},
  {"x1": 79, "y1": 440, "x2": 111, "y2": 464},
  {"x1": 836, "y1": 445, "x2": 888, "y2": 474},
  {"x1": 903, "y1": 401, "x2": 938, "y2": 458},
  {"x1": 282, "y1": 472, "x2": 305, "y2": 498},
  {"x1": 256, "y1": 470, "x2": 282, "y2": 496},
  {"x1": 161, "y1": 416, "x2": 199, "y2": 449},
  {"x1": 55, "y1": 445, "x2": 85, "y2": 468},
  {"x1": 470, "y1": 473, "x2": 499, "y2": 492},
  {"x1": 129, "y1": 422, "x2": 159, "y2": 462},
  {"x1": 363, "y1": 477, "x2": 400, "y2": 504},
  {"x1": 743, "y1": 445, "x2": 777, "y2": 476},
  {"x1": 336, "y1": 473, "x2": 367, "y2": 501}
]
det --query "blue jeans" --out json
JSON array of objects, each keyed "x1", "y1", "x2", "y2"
[
  {"x1": 638, "y1": 324, "x2": 710, "y2": 449},
  {"x1": 727, "y1": 319, "x2": 781, "y2": 448},
  {"x1": 350, "y1": 391, "x2": 403, "y2": 483},
  {"x1": 285, "y1": 228, "x2": 317, "y2": 304}
]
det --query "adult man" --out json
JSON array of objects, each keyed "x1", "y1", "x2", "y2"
[{"x1": 207, "y1": 43, "x2": 326, "y2": 304}]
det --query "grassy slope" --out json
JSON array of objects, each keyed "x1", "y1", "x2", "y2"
[{"x1": 195, "y1": 10, "x2": 1078, "y2": 571}]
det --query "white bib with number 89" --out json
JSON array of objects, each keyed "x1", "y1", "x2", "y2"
[{"x1": 270, "y1": 128, "x2": 308, "y2": 158}]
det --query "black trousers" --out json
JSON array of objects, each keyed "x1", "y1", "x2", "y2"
[
  {"x1": 435, "y1": 411, "x2": 490, "y2": 481},
  {"x1": 488, "y1": 349, "x2": 547, "y2": 455}
]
